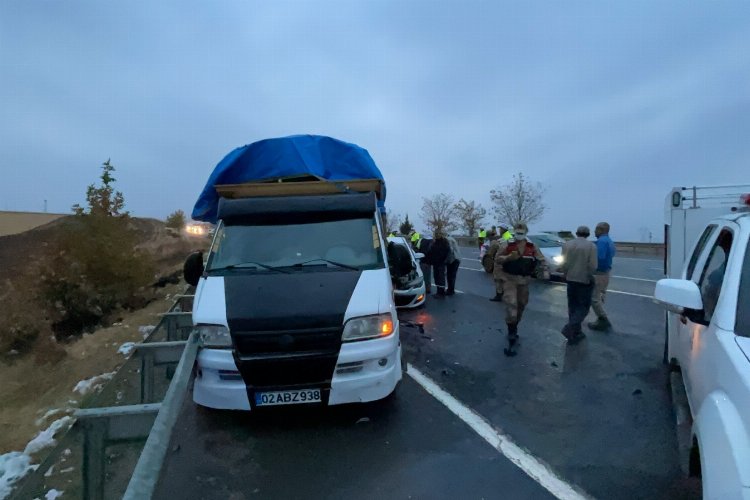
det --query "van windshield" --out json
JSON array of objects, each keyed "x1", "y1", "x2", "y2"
[{"x1": 206, "y1": 217, "x2": 385, "y2": 272}]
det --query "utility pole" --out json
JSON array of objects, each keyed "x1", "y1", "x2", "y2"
[{"x1": 44, "y1": 199, "x2": 48, "y2": 213}]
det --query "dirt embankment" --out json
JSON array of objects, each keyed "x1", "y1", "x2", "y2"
[
  {"x1": 0, "y1": 217, "x2": 208, "y2": 453},
  {"x1": 0, "y1": 283, "x2": 183, "y2": 454},
  {"x1": 0, "y1": 216, "x2": 203, "y2": 286}
]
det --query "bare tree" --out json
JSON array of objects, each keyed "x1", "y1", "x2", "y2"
[
  {"x1": 420, "y1": 194, "x2": 458, "y2": 235},
  {"x1": 383, "y1": 209, "x2": 399, "y2": 235},
  {"x1": 490, "y1": 173, "x2": 547, "y2": 226},
  {"x1": 454, "y1": 199, "x2": 487, "y2": 236}
]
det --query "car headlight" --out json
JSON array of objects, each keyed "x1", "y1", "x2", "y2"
[
  {"x1": 198, "y1": 324, "x2": 231, "y2": 348},
  {"x1": 553, "y1": 255, "x2": 564, "y2": 264},
  {"x1": 342, "y1": 314, "x2": 394, "y2": 342}
]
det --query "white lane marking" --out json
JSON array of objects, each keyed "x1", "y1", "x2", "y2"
[
  {"x1": 460, "y1": 267, "x2": 484, "y2": 272},
  {"x1": 407, "y1": 365, "x2": 589, "y2": 500},
  {"x1": 426, "y1": 279, "x2": 466, "y2": 294},
  {"x1": 611, "y1": 275, "x2": 658, "y2": 283},
  {"x1": 606, "y1": 289, "x2": 654, "y2": 298},
  {"x1": 464, "y1": 258, "x2": 482, "y2": 262}
]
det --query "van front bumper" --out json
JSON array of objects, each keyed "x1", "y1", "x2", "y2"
[{"x1": 193, "y1": 334, "x2": 402, "y2": 410}]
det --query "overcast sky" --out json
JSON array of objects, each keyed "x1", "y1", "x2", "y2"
[{"x1": 2, "y1": 1, "x2": 749, "y2": 241}]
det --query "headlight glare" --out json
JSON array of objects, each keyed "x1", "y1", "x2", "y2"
[
  {"x1": 342, "y1": 314, "x2": 394, "y2": 342},
  {"x1": 198, "y1": 324, "x2": 231, "y2": 348},
  {"x1": 553, "y1": 255, "x2": 564, "y2": 264}
]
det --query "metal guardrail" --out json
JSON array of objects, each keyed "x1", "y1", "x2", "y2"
[
  {"x1": 76, "y1": 404, "x2": 162, "y2": 500},
  {"x1": 455, "y1": 237, "x2": 665, "y2": 255},
  {"x1": 9, "y1": 288, "x2": 196, "y2": 500},
  {"x1": 137, "y1": 341, "x2": 188, "y2": 404},
  {"x1": 614, "y1": 242, "x2": 664, "y2": 255},
  {"x1": 122, "y1": 333, "x2": 198, "y2": 500}
]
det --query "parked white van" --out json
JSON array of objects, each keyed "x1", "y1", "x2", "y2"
[{"x1": 656, "y1": 188, "x2": 750, "y2": 499}]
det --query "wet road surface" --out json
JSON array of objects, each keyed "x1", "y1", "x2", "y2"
[{"x1": 154, "y1": 377, "x2": 554, "y2": 500}]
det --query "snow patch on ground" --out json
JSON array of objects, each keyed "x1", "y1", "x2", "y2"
[
  {"x1": 138, "y1": 325, "x2": 156, "y2": 338},
  {"x1": 117, "y1": 342, "x2": 136, "y2": 357},
  {"x1": 45, "y1": 489, "x2": 63, "y2": 499},
  {"x1": 25, "y1": 417, "x2": 73, "y2": 456},
  {"x1": 0, "y1": 452, "x2": 33, "y2": 499},
  {"x1": 35, "y1": 409, "x2": 62, "y2": 427},
  {"x1": 72, "y1": 372, "x2": 115, "y2": 395},
  {"x1": 0, "y1": 417, "x2": 73, "y2": 499}
]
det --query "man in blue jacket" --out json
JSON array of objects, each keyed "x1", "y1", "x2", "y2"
[{"x1": 588, "y1": 222, "x2": 616, "y2": 331}]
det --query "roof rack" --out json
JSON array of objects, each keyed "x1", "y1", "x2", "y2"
[
  {"x1": 670, "y1": 185, "x2": 750, "y2": 209},
  {"x1": 215, "y1": 176, "x2": 384, "y2": 200}
]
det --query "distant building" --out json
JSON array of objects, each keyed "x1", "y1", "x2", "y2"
[{"x1": 0, "y1": 210, "x2": 68, "y2": 237}]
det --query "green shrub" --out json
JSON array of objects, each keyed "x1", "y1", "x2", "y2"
[
  {"x1": 40, "y1": 160, "x2": 156, "y2": 340},
  {"x1": 165, "y1": 209, "x2": 186, "y2": 231}
]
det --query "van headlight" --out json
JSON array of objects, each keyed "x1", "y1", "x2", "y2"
[
  {"x1": 198, "y1": 325, "x2": 231, "y2": 348},
  {"x1": 342, "y1": 314, "x2": 394, "y2": 342}
]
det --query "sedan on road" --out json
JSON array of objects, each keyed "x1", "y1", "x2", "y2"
[
  {"x1": 388, "y1": 236, "x2": 427, "y2": 309},
  {"x1": 528, "y1": 234, "x2": 565, "y2": 280}
]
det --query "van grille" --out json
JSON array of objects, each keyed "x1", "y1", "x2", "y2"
[{"x1": 232, "y1": 327, "x2": 342, "y2": 388}]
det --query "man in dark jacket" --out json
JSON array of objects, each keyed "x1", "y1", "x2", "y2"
[
  {"x1": 416, "y1": 236, "x2": 433, "y2": 294},
  {"x1": 425, "y1": 231, "x2": 451, "y2": 298}
]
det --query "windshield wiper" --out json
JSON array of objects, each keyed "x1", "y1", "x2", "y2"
[
  {"x1": 208, "y1": 262, "x2": 290, "y2": 274},
  {"x1": 291, "y1": 258, "x2": 359, "y2": 271}
]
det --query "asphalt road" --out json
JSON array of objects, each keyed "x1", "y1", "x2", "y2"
[{"x1": 154, "y1": 246, "x2": 700, "y2": 500}]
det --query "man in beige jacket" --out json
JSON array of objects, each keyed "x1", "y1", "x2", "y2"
[{"x1": 561, "y1": 226, "x2": 598, "y2": 344}]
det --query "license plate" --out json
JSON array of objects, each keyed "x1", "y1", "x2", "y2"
[{"x1": 254, "y1": 388, "x2": 322, "y2": 406}]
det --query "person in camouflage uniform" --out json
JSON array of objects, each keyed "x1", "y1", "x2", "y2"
[{"x1": 493, "y1": 222, "x2": 549, "y2": 356}]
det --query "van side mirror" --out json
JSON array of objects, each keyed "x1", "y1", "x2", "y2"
[
  {"x1": 683, "y1": 308, "x2": 707, "y2": 325},
  {"x1": 654, "y1": 279, "x2": 704, "y2": 310},
  {"x1": 183, "y1": 251, "x2": 204, "y2": 287}
]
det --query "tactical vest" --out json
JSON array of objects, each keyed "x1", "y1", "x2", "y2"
[{"x1": 501, "y1": 241, "x2": 538, "y2": 276}]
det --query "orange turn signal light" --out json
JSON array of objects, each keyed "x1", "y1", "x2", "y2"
[{"x1": 380, "y1": 319, "x2": 394, "y2": 336}]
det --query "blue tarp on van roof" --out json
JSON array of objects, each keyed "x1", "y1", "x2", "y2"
[{"x1": 192, "y1": 135, "x2": 385, "y2": 223}]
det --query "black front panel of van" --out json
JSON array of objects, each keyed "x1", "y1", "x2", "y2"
[{"x1": 224, "y1": 271, "x2": 361, "y2": 401}]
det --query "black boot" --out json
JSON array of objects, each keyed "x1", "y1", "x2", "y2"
[
  {"x1": 588, "y1": 317, "x2": 612, "y2": 331},
  {"x1": 489, "y1": 293, "x2": 503, "y2": 302},
  {"x1": 504, "y1": 322, "x2": 519, "y2": 357}
]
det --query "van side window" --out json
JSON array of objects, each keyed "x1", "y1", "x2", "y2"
[
  {"x1": 737, "y1": 239, "x2": 750, "y2": 338},
  {"x1": 687, "y1": 225, "x2": 717, "y2": 280},
  {"x1": 697, "y1": 229, "x2": 733, "y2": 324}
]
